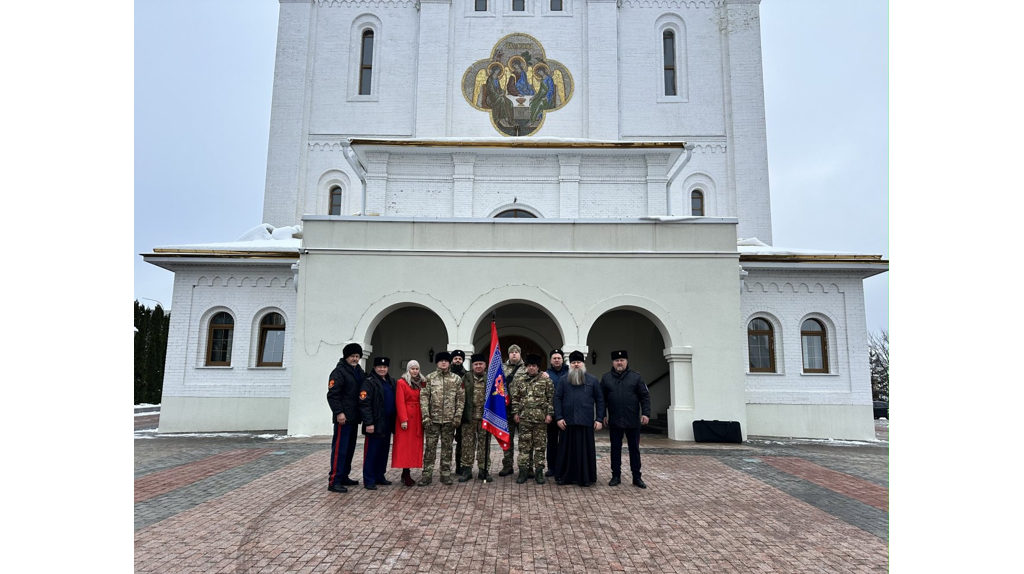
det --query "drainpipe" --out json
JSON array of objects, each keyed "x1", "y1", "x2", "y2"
[
  {"x1": 341, "y1": 140, "x2": 368, "y2": 216},
  {"x1": 664, "y1": 142, "x2": 696, "y2": 214}
]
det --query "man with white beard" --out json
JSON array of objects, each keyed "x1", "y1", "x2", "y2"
[{"x1": 553, "y1": 351, "x2": 604, "y2": 487}]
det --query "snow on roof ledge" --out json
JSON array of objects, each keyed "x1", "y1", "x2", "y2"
[{"x1": 152, "y1": 224, "x2": 302, "y2": 253}]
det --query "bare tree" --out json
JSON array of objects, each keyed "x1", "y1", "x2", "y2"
[{"x1": 868, "y1": 329, "x2": 888, "y2": 402}]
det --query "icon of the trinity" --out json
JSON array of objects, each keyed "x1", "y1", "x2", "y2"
[{"x1": 462, "y1": 34, "x2": 574, "y2": 137}]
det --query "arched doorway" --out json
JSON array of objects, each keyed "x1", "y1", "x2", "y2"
[
  {"x1": 585, "y1": 310, "x2": 670, "y2": 427},
  {"x1": 368, "y1": 306, "x2": 449, "y2": 375},
  {"x1": 471, "y1": 302, "x2": 562, "y2": 370}
]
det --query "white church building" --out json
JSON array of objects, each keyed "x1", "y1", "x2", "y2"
[{"x1": 143, "y1": 0, "x2": 887, "y2": 440}]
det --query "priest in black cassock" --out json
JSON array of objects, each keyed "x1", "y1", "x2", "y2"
[{"x1": 553, "y1": 350, "x2": 605, "y2": 487}]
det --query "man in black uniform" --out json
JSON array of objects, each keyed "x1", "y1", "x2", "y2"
[
  {"x1": 544, "y1": 349, "x2": 568, "y2": 477},
  {"x1": 449, "y1": 349, "x2": 467, "y2": 474},
  {"x1": 601, "y1": 350, "x2": 652, "y2": 489},
  {"x1": 326, "y1": 343, "x2": 364, "y2": 493},
  {"x1": 359, "y1": 356, "x2": 397, "y2": 490}
]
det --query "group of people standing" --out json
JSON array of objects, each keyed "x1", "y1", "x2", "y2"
[{"x1": 326, "y1": 342, "x2": 652, "y2": 493}]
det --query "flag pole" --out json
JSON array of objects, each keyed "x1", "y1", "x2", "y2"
[{"x1": 484, "y1": 311, "x2": 496, "y2": 482}]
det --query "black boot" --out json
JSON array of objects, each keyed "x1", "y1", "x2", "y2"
[
  {"x1": 535, "y1": 467, "x2": 546, "y2": 485},
  {"x1": 479, "y1": 469, "x2": 493, "y2": 483},
  {"x1": 516, "y1": 469, "x2": 528, "y2": 484},
  {"x1": 499, "y1": 465, "x2": 514, "y2": 477},
  {"x1": 458, "y1": 468, "x2": 473, "y2": 482},
  {"x1": 608, "y1": 475, "x2": 621, "y2": 487}
]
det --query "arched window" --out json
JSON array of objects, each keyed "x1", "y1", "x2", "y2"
[
  {"x1": 475, "y1": 0, "x2": 487, "y2": 10},
  {"x1": 330, "y1": 186, "x2": 343, "y2": 215},
  {"x1": 801, "y1": 319, "x2": 829, "y2": 373},
  {"x1": 550, "y1": 0, "x2": 562, "y2": 10},
  {"x1": 663, "y1": 31, "x2": 677, "y2": 97},
  {"x1": 206, "y1": 312, "x2": 234, "y2": 366},
  {"x1": 691, "y1": 190, "x2": 704, "y2": 216},
  {"x1": 747, "y1": 318, "x2": 776, "y2": 373},
  {"x1": 495, "y1": 209, "x2": 537, "y2": 218},
  {"x1": 512, "y1": 0, "x2": 525, "y2": 11},
  {"x1": 359, "y1": 30, "x2": 374, "y2": 96},
  {"x1": 257, "y1": 313, "x2": 286, "y2": 367}
]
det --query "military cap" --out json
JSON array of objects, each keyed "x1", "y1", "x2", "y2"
[
  {"x1": 610, "y1": 350, "x2": 629, "y2": 360},
  {"x1": 435, "y1": 351, "x2": 452, "y2": 363},
  {"x1": 373, "y1": 357, "x2": 390, "y2": 367},
  {"x1": 568, "y1": 350, "x2": 586, "y2": 363},
  {"x1": 342, "y1": 343, "x2": 363, "y2": 359},
  {"x1": 508, "y1": 344, "x2": 522, "y2": 354},
  {"x1": 451, "y1": 349, "x2": 466, "y2": 359},
  {"x1": 550, "y1": 348, "x2": 564, "y2": 358},
  {"x1": 471, "y1": 353, "x2": 487, "y2": 363},
  {"x1": 525, "y1": 353, "x2": 543, "y2": 367}
]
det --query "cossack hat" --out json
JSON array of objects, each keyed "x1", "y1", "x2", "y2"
[
  {"x1": 451, "y1": 350, "x2": 466, "y2": 360},
  {"x1": 373, "y1": 357, "x2": 390, "y2": 367},
  {"x1": 610, "y1": 350, "x2": 629, "y2": 360},
  {"x1": 343, "y1": 343, "x2": 363, "y2": 359},
  {"x1": 550, "y1": 348, "x2": 564, "y2": 358},
  {"x1": 508, "y1": 344, "x2": 522, "y2": 354},
  {"x1": 435, "y1": 351, "x2": 452, "y2": 364},
  {"x1": 525, "y1": 353, "x2": 543, "y2": 367},
  {"x1": 471, "y1": 353, "x2": 487, "y2": 363},
  {"x1": 568, "y1": 350, "x2": 586, "y2": 363}
]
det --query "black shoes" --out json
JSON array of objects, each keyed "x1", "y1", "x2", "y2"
[
  {"x1": 327, "y1": 484, "x2": 348, "y2": 493},
  {"x1": 544, "y1": 469, "x2": 555, "y2": 477},
  {"x1": 377, "y1": 478, "x2": 392, "y2": 486},
  {"x1": 499, "y1": 466, "x2": 514, "y2": 477},
  {"x1": 341, "y1": 477, "x2": 359, "y2": 486},
  {"x1": 458, "y1": 470, "x2": 473, "y2": 483},
  {"x1": 365, "y1": 484, "x2": 377, "y2": 490},
  {"x1": 516, "y1": 469, "x2": 528, "y2": 484},
  {"x1": 479, "y1": 470, "x2": 493, "y2": 483},
  {"x1": 608, "y1": 476, "x2": 621, "y2": 487},
  {"x1": 632, "y1": 477, "x2": 647, "y2": 489}
]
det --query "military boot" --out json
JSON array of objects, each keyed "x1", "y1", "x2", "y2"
[
  {"x1": 479, "y1": 469, "x2": 493, "y2": 483},
  {"x1": 535, "y1": 467, "x2": 546, "y2": 485},
  {"x1": 499, "y1": 465, "x2": 514, "y2": 477},
  {"x1": 516, "y1": 469, "x2": 528, "y2": 484},
  {"x1": 458, "y1": 469, "x2": 473, "y2": 483},
  {"x1": 418, "y1": 475, "x2": 433, "y2": 487},
  {"x1": 440, "y1": 473, "x2": 453, "y2": 485}
]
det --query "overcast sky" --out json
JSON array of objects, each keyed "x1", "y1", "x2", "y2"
[{"x1": 134, "y1": 0, "x2": 888, "y2": 332}]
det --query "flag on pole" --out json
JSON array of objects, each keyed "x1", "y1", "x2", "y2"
[{"x1": 481, "y1": 320, "x2": 510, "y2": 451}]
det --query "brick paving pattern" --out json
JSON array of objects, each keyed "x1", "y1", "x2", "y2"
[{"x1": 135, "y1": 417, "x2": 888, "y2": 572}]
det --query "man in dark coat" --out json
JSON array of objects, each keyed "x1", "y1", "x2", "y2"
[
  {"x1": 449, "y1": 349, "x2": 467, "y2": 474},
  {"x1": 601, "y1": 350, "x2": 652, "y2": 489},
  {"x1": 554, "y1": 351, "x2": 604, "y2": 487},
  {"x1": 544, "y1": 349, "x2": 569, "y2": 477},
  {"x1": 359, "y1": 356, "x2": 397, "y2": 490},
  {"x1": 326, "y1": 342, "x2": 365, "y2": 493}
]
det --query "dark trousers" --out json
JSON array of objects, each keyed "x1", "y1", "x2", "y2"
[
  {"x1": 329, "y1": 423, "x2": 357, "y2": 486},
  {"x1": 362, "y1": 430, "x2": 392, "y2": 486},
  {"x1": 546, "y1": 420, "x2": 560, "y2": 472},
  {"x1": 454, "y1": 424, "x2": 463, "y2": 468},
  {"x1": 609, "y1": 426, "x2": 642, "y2": 479}
]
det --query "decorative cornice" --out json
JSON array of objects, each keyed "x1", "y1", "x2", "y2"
[
  {"x1": 744, "y1": 281, "x2": 845, "y2": 294},
  {"x1": 619, "y1": 0, "x2": 722, "y2": 8},
  {"x1": 317, "y1": 0, "x2": 418, "y2": 8},
  {"x1": 692, "y1": 143, "x2": 727, "y2": 154},
  {"x1": 349, "y1": 139, "x2": 687, "y2": 150}
]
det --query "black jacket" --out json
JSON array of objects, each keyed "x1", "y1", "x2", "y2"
[
  {"x1": 600, "y1": 367, "x2": 651, "y2": 428},
  {"x1": 327, "y1": 360, "x2": 364, "y2": 425},
  {"x1": 359, "y1": 372, "x2": 396, "y2": 436},
  {"x1": 554, "y1": 372, "x2": 605, "y2": 426}
]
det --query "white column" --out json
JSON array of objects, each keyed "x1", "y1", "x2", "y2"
[
  {"x1": 646, "y1": 153, "x2": 669, "y2": 216},
  {"x1": 413, "y1": 0, "x2": 452, "y2": 137},
  {"x1": 664, "y1": 346, "x2": 695, "y2": 440},
  {"x1": 363, "y1": 151, "x2": 389, "y2": 216},
  {"x1": 558, "y1": 154, "x2": 580, "y2": 217},
  {"x1": 585, "y1": 0, "x2": 620, "y2": 139},
  {"x1": 452, "y1": 154, "x2": 476, "y2": 217}
]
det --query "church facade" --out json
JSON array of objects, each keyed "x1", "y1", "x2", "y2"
[{"x1": 144, "y1": 0, "x2": 886, "y2": 440}]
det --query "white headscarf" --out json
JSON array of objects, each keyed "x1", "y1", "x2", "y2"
[{"x1": 402, "y1": 360, "x2": 424, "y2": 389}]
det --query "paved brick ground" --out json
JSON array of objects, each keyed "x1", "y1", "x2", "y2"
[{"x1": 135, "y1": 420, "x2": 888, "y2": 573}]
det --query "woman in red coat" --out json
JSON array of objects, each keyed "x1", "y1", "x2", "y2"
[{"x1": 392, "y1": 359, "x2": 426, "y2": 486}]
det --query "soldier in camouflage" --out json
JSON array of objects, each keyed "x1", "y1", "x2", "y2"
[
  {"x1": 511, "y1": 353, "x2": 554, "y2": 484},
  {"x1": 458, "y1": 353, "x2": 493, "y2": 483},
  {"x1": 418, "y1": 351, "x2": 465, "y2": 486},
  {"x1": 499, "y1": 344, "x2": 528, "y2": 476}
]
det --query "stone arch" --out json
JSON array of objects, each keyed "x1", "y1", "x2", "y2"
[
  {"x1": 579, "y1": 294, "x2": 677, "y2": 348},
  {"x1": 249, "y1": 307, "x2": 289, "y2": 368},
  {"x1": 744, "y1": 310, "x2": 785, "y2": 375},
  {"x1": 316, "y1": 168, "x2": 353, "y2": 216},
  {"x1": 486, "y1": 203, "x2": 544, "y2": 218},
  {"x1": 798, "y1": 311, "x2": 840, "y2": 375},
  {"x1": 679, "y1": 171, "x2": 717, "y2": 217},
  {"x1": 351, "y1": 291, "x2": 458, "y2": 347},
  {"x1": 458, "y1": 284, "x2": 577, "y2": 347}
]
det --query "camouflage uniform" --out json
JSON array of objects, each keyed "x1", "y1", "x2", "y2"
[
  {"x1": 460, "y1": 370, "x2": 491, "y2": 472},
  {"x1": 510, "y1": 370, "x2": 554, "y2": 473},
  {"x1": 500, "y1": 359, "x2": 529, "y2": 472},
  {"x1": 420, "y1": 368, "x2": 466, "y2": 483}
]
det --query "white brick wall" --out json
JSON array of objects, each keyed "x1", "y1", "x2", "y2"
[
  {"x1": 161, "y1": 264, "x2": 298, "y2": 400},
  {"x1": 740, "y1": 268, "x2": 872, "y2": 406}
]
